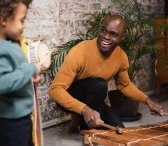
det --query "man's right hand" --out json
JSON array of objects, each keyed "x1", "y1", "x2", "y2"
[{"x1": 81, "y1": 105, "x2": 104, "y2": 128}]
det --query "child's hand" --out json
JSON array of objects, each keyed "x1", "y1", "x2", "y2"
[{"x1": 33, "y1": 74, "x2": 41, "y2": 84}]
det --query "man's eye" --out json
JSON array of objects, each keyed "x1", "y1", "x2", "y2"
[{"x1": 110, "y1": 32, "x2": 118, "y2": 37}]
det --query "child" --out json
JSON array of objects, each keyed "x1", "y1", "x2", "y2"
[{"x1": 0, "y1": 0, "x2": 42, "y2": 146}]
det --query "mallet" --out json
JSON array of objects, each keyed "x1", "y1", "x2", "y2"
[{"x1": 101, "y1": 123, "x2": 123, "y2": 134}]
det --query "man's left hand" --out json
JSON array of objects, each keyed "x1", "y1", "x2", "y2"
[{"x1": 145, "y1": 98, "x2": 164, "y2": 116}]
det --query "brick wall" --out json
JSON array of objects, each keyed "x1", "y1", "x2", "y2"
[
  {"x1": 25, "y1": 0, "x2": 165, "y2": 47},
  {"x1": 137, "y1": 0, "x2": 165, "y2": 16},
  {"x1": 24, "y1": 0, "x2": 116, "y2": 50}
]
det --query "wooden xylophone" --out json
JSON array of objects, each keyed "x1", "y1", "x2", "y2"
[{"x1": 81, "y1": 121, "x2": 168, "y2": 146}]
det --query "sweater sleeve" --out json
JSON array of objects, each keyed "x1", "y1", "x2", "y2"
[
  {"x1": 116, "y1": 51, "x2": 148, "y2": 102},
  {"x1": 0, "y1": 41, "x2": 37, "y2": 95},
  {"x1": 48, "y1": 45, "x2": 86, "y2": 114},
  {"x1": 0, "y1": 56, "x2": 37, "y2": 94}
]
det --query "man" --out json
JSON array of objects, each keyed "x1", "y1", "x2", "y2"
[{"x1": 48, "y1": 15, "x2": 163, "y2": 130}]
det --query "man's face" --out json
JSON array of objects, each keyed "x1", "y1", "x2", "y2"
[{"x1": 97, "y1": 18, "x2": 124, "y2": 56}]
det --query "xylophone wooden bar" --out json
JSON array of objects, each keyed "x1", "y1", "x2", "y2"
[{"x1": 80, "y1": 121, "x2": 168, "y2": 146}]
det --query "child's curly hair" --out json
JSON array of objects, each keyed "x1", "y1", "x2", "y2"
[{"x1": 0, "y1": 0, "x2": 32, "y2": 18}]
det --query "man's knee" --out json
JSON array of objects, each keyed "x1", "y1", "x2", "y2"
[{"x1": 89, "y1": 77, "x2": 108, "y2": 94}]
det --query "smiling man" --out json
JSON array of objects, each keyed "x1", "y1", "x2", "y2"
[{"x1": 49, "y1": 15, "x2": 163, "y2": 131}]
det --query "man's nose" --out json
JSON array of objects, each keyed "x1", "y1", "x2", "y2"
[{"x1": 104, "y1": 31, "x2": 111, "y2": 39}]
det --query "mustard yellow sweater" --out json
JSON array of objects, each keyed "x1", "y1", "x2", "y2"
[{"x1": 49, "y1": 39, "x2": 148, "y2": 114}]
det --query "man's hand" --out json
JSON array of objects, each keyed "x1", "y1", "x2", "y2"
[
  {"x1": 81, "y1": 105, "x2": 104, "y2": 128},
  {"x1": 145, "y1": 98, "x2": 164, "y2": 116}
]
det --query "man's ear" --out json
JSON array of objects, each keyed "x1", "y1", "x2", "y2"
[{"x1": 121, "y1": 33, "x2": 125, "y2": 41}]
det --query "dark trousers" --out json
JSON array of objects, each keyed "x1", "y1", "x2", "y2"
[
  {"x1": 0, "y1": 114, "x2": 34, "y2": 146},
  {"x1": 68, "y1": 77, "x2": 124, "y2": 130}
]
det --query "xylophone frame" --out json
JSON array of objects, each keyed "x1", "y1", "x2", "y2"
[{"x1": 81, "y1": 121, "x2": 168, "y2": 146}]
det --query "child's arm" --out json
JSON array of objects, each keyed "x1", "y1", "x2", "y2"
[{"x1": 0, "y1": 58, "x2": 37, "y2": 94}]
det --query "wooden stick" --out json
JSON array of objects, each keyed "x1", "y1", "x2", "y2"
[
  {"x1": 163, "y1": 112, "x2": 168, "y2": 116},
  {"x1": 101, "y1": 123, "x2": 123, "y2": 134}
]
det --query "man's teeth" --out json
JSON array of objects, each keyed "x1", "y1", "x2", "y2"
[{"x1": 102, "y1": 41, "x2": 110, "y2": 45}]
